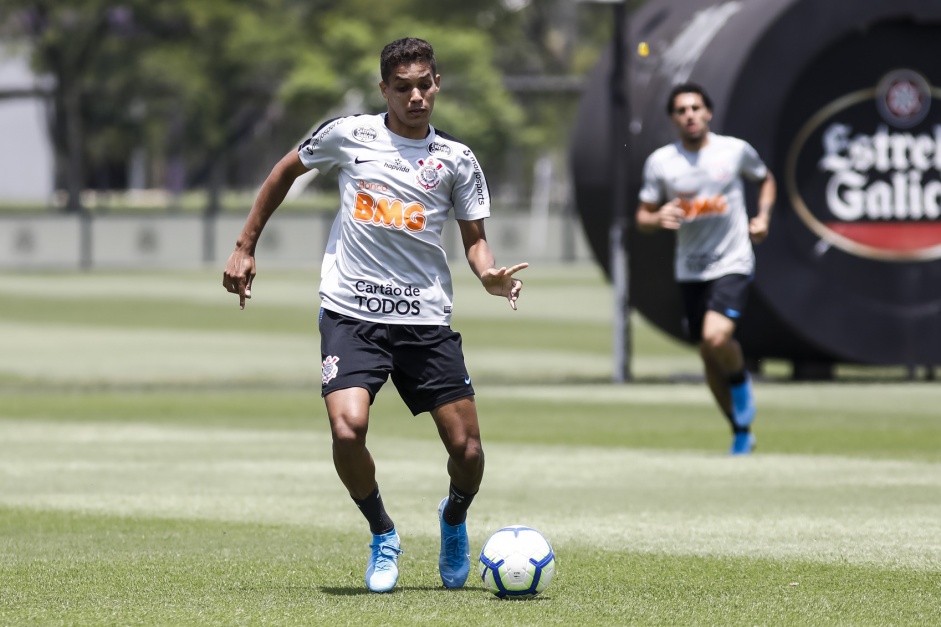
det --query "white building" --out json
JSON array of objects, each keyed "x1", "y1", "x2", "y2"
[{"x1": 0, "y1": 45, "x2": 54, "y2": 205}]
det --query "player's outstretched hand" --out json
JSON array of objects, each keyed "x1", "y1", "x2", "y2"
[
  {"x1": 480, "y1": 262, "x2": 529, "y2": 310},
  {"x1": 222, "y1": 250, "x2": 256, "y2": 310}
]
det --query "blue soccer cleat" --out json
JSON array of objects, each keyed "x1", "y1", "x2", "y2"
[
  {"x1": 730, "y1": 431, "x2": 756, "y2": 455},
  {"x1": 730, "y1": 375, "x2": 756, "y2": 429},
  {"x1": 437, "y1": 497, "x2": 471, "y2": 588},
  {"x1": 365, "y1": 529, "x2": 402, "y2": 593}
]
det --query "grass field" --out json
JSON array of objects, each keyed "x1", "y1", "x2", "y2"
[{"x1": 1, "y1": 263, "x2": 939, "y2": 626}]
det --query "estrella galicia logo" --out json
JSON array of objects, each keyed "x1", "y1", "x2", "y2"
[
  {"x1": 786, "y1": 68, "x2": 941, "y2": 261},
  {"x1": 428, "y1": 141, "x2": 452, "y2": 156},
  {"x1": 353, "y1": 126, "x2": 378, "y2": 143}
]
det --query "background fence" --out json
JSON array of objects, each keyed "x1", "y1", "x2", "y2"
[{"x1": 0, "y1": 211, "x2": 593, "y2": 270}]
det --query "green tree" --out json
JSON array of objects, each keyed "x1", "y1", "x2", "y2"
[
  {"x1": 0, "y1": 0, "x2": 129, "y2": 211},
  {"x1": 1, "y1": 0, "x2": 623, "y2": 211}
]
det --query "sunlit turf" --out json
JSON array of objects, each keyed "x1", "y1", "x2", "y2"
[
  {"x1": 3, "y1": 507, "x2": 938, "y2": 627},
  {"x1": 1, "y1": 264, "x2": 939, "y2": 625}
]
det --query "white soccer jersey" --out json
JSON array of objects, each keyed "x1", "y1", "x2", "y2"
[
  {"x1": 298, "y1": 113, "x2": 491, "y2": 325},
  {"x1": 638, "y1": 132, "x2": 767, "y2": 282}
]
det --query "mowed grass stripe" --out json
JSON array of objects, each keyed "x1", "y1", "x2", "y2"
[
  {"x1": 0, "y1": 294, "x2": 617, "y2": 356},
  {"x1": 0, "y1": 320, "x2": 615, "y2": 385},
  {"x1": 0, "y1": 321, "x2": 318, "y2": 384},
  {"x1": 3, "y1": 507, "x2": 938, "y2": 626},
  {"x1": 1, "y1": 386, "x2": 937, "y2": 460},
  {"x1": 0, "y1": 264, "x2": 612, "y2": 322},
  {"x1": 2, "y1": 419, "x2": 939, "y2": 570}
]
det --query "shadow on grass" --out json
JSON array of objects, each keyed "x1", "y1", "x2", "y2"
[{"x1": 318, "y1": 585, "x2": 483, "y2": 596}]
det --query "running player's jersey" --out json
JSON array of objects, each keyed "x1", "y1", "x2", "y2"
[
  {"x1": 638, "y1": 132, "x2": 767, "y2": 282},
  {"x1": 298, "y1": 113, "x2": 490, "y2": 325}
]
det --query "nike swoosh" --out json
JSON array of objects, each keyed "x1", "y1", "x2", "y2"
[
  {"x1": 464, "y1": 377, "x2": 472, "y2": 385},
  {"x1": 355, "y1": 157, "x2": 378, "y2": 164}
]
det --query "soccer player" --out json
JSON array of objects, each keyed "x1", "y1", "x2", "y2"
[
  {"x1": 222, "y1": 37, "x2": 527, "y2": 592},
  {"x1": 634, "y1": 83, "x2": 776, "y2": 455}
]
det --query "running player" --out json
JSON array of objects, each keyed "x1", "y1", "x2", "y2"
[
  {"x1": 635, "y1": 83, "x2": 776, "y2": 455},
  {"x1": 222, "y1": 37, "x2": 527, "y2": 592}
]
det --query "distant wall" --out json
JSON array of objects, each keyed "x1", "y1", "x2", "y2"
[{"x1": 0, "y1": 212, "x2": 593, "y2": 269}]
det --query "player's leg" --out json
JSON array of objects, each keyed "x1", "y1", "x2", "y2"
[
  {"x1": 388, "y1": 323, "x2": 479, "y2": 588},
  {"x1": 324, "y1": 387, "x2": 385, "y2": 501},
  {"x1": 431, "y1": 396, "x2": 485, "y2": 498},
  {"x1": 700, "y1": 311, "x2": 755, "y2": 454},
  {"x1": 700, "y1": 309, "x2": 743, "y2": 403},
  {"x1": 431, "y1": 397, "x2": 482, "y2": 589},
  {"x1": 320, "y1": 308, "x2": 400, "y2": 592},
  {"x1": 699, "y1": 275, "x2": 756, "y2": 454},
  {"x1": 324, "y1": 387, "x2": 401, "y2": 592},
  {"x1": 681, "y1": 280, "x2": 735, "y2": 419}
]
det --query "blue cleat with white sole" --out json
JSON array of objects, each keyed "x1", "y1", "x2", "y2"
[
  {"x1": 730, "y1": 375, "x2": 756, "y2": 429},
  {"x1": 437, "y1": 497, "x2": 470, "y2": 588},
  {"x1": 365, "y1": 529, "x2": 402, "y2": 593},
  {"x1": 730, "y1": 431, "x2": 755, "y2": 455}
]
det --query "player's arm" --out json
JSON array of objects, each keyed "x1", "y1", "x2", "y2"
[
  {"x1": 749, "y1": 171, "x2": 776, "y2": 244},
  {"x1": 635, "y1": 199, "x2": 684, "y2": 233},
  {"x1": 458, "y1": 218, "x2": 529, "y2": 311},
  {"x1": 635, "y1": 156, "x2": 683, "y2": 233},
  {"x1": 222, "y1": 150, "x2": 310, "y2": 309}
]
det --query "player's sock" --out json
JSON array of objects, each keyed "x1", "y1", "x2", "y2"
[
  {"x1": 353, "y1": 485, "x2": 395, "y2": 535},
  {"x1": 724, "y1": 410, "x2": 750, "y2": 433},
  {"x1": 729, "y1": 370, "x2": 756, "y2": 429},
  {"x1": 728, "y1": 369, "x2": 748, "y2": 386},
  {"x1": 442, "y1": 483, "x2": 476, "y2": 527}
]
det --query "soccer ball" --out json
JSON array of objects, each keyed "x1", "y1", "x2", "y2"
[{"x1": 478, "y1": 525, "x2": 556, "y2": 598}]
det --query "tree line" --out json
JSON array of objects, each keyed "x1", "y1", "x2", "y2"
[{"x1": 0, "y1": 0, "x2": 630, "y2": 213}]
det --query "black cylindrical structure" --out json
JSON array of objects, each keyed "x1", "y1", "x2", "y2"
[{"x1": 572, "y1": 0, "x2": 941, "y2": 367}]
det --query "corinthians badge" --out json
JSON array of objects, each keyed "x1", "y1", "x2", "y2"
[{"x1": 416, "y1": 157, "x2": 444, "y2": 190}]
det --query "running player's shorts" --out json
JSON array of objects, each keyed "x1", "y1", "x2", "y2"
[
  {"x1": 678, "y1": 274, "x2": 752, "y2": 343},
  {"x1": 318, "y1": 307, "x2": 475, "y2": 416}
]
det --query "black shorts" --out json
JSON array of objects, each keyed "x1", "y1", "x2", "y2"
[
  {"x1": 678, "y1": 274, "x2": 752, "y2": 343},
  {"x1": 318, "y1": 308, "x2": 475, "y2": 416}
]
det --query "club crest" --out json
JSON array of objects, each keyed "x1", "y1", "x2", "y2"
[
  {"x1": 322, "y1": 355, "x2": 340, "y2": 385},
  {"x1": 416, "y1": 157, "x2": 444, "y2": 190}
]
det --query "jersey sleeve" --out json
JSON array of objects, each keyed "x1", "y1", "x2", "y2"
[
  {"x1": 638, "y1": 153, "x2": 664, "y2": 204},
  {"x1": 450, "y1": 147, "x2": 491, "y2": 221},
  {"x1": 739, "y1": 140, "x2": 768, "y2": 182},
  {"x1": 297, "y1": 117, "x2": 346, "y2": 173}
]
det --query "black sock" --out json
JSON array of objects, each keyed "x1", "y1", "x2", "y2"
[
  {"x1": 353, "y1": 485, "x2": 395, "y2": 535},
  {"x1": 724, "y1": 411, "x2": 750, "y2": 434},
  {"x1": 728, "y1": 369, "x2": 748, "y2": 386},
  {"x1": 443, "y1": 482, "x2": 476, "y2": 527}
]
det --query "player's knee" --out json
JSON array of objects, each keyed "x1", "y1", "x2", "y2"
[
  {"x1": 452, "y1": 437, "x2": 484, "y2": 471},
  {"x1": 329, "y1": 412, "x2": 368, "y2": 449}
]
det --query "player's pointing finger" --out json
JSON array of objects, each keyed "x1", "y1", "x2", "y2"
[{"x1": 505, "y1": 262, "x2": 529, "y2": 276}]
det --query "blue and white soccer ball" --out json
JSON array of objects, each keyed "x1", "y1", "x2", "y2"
[{"x1": 478, "y1": 525, "x2": 556, "y2": 599}]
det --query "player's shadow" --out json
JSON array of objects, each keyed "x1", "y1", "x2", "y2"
[{"x1": 319, "y1": 586, "x2": 481, "y2": 596}]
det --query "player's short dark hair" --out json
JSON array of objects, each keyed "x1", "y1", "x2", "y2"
[
  {"x1": 666, "y1": 83, "x2": 713, "y2": 115},
  {"x1": 380, "y1": 38, "x2": 437, "y2": 83}
]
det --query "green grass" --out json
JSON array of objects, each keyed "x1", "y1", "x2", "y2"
[{"x1": 1, "y1": 264, "x2": 939, "y2": 625}]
